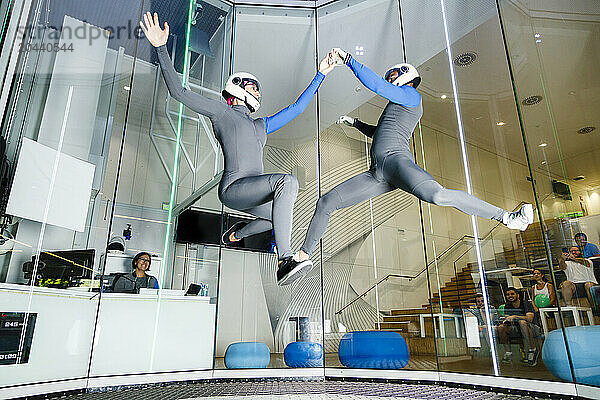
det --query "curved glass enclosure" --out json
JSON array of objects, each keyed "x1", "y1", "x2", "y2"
[{"x1": 0, "y1": 0, "x2": 598, "y2": 398}]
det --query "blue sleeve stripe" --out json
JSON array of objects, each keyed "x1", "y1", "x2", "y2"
[
  {"x1": 347, "y1": 56, "x2": 421, "y2": 107},
  {"x1": 264, "y1": 71, "x2": 325, "y2": 135}
]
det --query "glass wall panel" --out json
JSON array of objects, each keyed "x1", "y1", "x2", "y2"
[
  {"x1": 400, "y1": 0, "x2": 479, "y2": 375},
  {"x1": 499, "y1": 0, "x2": 600, "y2": 392},
  {"x1": 317, "y1": 0, "x2": 433, "y2": 370},
  {"x1": 0, "y1": 0, "x2": 144, "y2": 386},
  {"x1": 88, "y1": 0, "x2": 232, "y2": 376},
  {"x1": 401, "y1": 0, "x2": 554, "y2": 379},
  {"x1": 213, "y1": 5, "x2": 322, "y2": 369}
]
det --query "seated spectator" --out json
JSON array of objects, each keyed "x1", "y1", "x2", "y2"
[
  {"x1": 530, "y1": 269, "x2": 556, "y2": 312},
  {"x1": 112, "y1": 252, "x2": 159, "y2": 294},
  {"x1": 574, "y1": 232, "x2": 600, "y2": 258},
  {"x1": 497, "y1": 287, "x2": 542, "y2": 366},
  {"x1": 557, "y1": 246, "x2": 597, "y2": 306},
  {"x1": 466, "y1": 293, "x2": 498, "y2": 352}
]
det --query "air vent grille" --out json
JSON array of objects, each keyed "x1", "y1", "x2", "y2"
[
  {"x1": 522, "y1": 95, "x2": 543, "y2": 106},
  {"x1": 453, "y1": 52, "x2": 477, "y2": 67}
]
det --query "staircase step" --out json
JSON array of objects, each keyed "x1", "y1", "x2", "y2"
[
  {"x1": 440, "y1": 287, "x2": 476, "y2": 295},
  {"x1": 449, "y1": 276, "x2": 475, "y2": 283},
  {"x1": 376, "y1": 322, "x2": 412, "y2": 329},
  {"x1": 437, "y1": 292, "x2": 476, "y2": 300},
  {"x1": 426, "y1": 299, "x2": 476, "y2": 307},
  {"x1": 390, "y1": 308, "x2": 431, "y2": 316},
  {"x1": 442, "y1": 285, "x2": 476, "y2": 292},
  {"x1": 439, "y1": 289, "x2": 477, "y2": 297},
  {"x1": 383, "y1": 315, "x2": 419, "y2": 322},
  {"x1": 429, "y1": 298, "x2": 476, "y2": 304}
]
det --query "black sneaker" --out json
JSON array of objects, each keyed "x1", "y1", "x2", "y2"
[
  {"x1": 524, "y1": 348, "x2": 539, "y2": 367},
  {"x1": 276, "y1": 256, "x2": 313, "y2": 286},
  {"x1": 221, "y1": 222, "x2": 247, "y2": 245}
]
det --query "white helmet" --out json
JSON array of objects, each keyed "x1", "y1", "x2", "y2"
[
  {"x1": 384, "y1": 63, "x2": 421, "y2": 88},
  {"x1": 222, "y1": 72, "x2": 261, "y2": 113}
]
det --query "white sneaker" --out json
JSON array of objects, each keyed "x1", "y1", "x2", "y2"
[{"x1": 503, "y1": 203, "x2": 534, "y2": 231}]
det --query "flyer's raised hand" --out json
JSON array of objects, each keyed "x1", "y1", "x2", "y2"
[
  {"x1": 139, "y1": 12, "x2": 169, "y2": 47},
  {"x1": 331, "y1": 47, "x2": 348, "y2": 65},
  {"x1": 318, "y1": 51, "x2": 336, "y2": 75}
]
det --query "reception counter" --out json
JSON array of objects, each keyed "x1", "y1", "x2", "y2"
[
  {"x1": 90, "y1": 289, "x2": 215, "y2": 375},
  {"x1": 0, "y1": 283, "x2": 216, "y2": 387}
]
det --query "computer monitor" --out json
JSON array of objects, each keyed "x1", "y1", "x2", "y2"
[{"x1": 22, "y1": 249, "x2": 95, "y2": 286}]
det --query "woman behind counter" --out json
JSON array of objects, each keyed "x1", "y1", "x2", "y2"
[{"x1": 112, "y1": 252, "x2": 159, "y2": 293}]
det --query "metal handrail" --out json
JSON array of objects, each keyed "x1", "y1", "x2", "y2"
[
  {"x1": 335, "y1": 201, "x2": 527, "y2": 314},
  {"x1": 172, "y1": 171, "x2": 224, "y2": 216},
  {"x1": 335, "y1": 274, "x2": 413, "y2": 314},
  {"x1": 409, "y1": 200, "x2": 527, "y2": 281},
  {"x1": 333, "y1": 236, "x2": 479, "y2": 315}
]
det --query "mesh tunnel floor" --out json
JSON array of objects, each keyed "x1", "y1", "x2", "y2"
[{"x1": 53, "y1": 379, "x2": 550, "y2": 400}]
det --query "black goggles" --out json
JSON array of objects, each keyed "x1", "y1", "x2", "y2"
[
  {"x1": 385, "y1": 65, "x2": 410, "y2": 81},
  {"x1": 233, "y1": 77, "x2": 260, "y2": 91}
]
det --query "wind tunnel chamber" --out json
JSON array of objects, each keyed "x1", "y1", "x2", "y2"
[{"x1": 0, "y1": 0, "x2": 598, "y2": 397}]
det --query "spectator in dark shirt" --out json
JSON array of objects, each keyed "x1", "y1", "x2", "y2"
[
  {"x1": 497, "y1": 287, "x2": 542, "y2": 366},
  {"x1": 112, "y1": 252, "x2": 159, "y2": 294}
]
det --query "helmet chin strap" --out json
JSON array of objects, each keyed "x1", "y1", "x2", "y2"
[
  {"x1": 228, "y1": 89, "x2": 260, "y2": 112},
  {"x1": 244, "y1": 92, "x2": 260, "y2": 112}
]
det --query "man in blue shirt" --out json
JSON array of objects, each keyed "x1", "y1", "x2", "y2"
[{"x1": 575, "y1": 232, "x2": 600, "y2": 258}]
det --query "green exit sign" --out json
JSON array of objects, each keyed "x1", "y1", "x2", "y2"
[
  {"x1": 162, "y1": 202, "x2": 170, "y2": 211},
  {"x1": 558, "y1": 211, "x2": 583, "y2": 218}
]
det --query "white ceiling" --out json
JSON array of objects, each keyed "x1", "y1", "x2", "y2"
[{"x1": 408, "y1": 0, "x2": 600, "y2": 191}]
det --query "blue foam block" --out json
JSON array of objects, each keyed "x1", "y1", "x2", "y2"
[
  {"x1": 542, "y1": 326, "x2": 600, "y2": 386},
  {"x1": 284, "y1": 341, "x2": 323, "y2": 368},
  {"x1": 224, "y1": 342, "x2": 270, "y2": 369},
  {"x1": 338, "y1": 331, "x2": 409, "y2": 369}
]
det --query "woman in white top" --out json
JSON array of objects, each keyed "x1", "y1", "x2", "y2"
[{"x1": 531, "y1": 269, "x2": 556, "y2": 312}]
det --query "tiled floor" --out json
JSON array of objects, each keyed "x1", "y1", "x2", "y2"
[
  {"x1": 55, "y1": 380, "x2": 548, "y2": 400},
  {"x1": 213, "y1": 353, "x2": 557, "y2": 383},
  {"x1": 214, "y1": 354, "x2": 438, "y2": 371}
]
